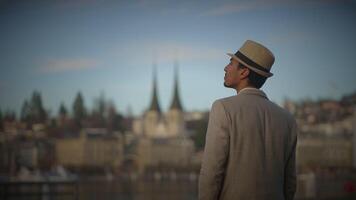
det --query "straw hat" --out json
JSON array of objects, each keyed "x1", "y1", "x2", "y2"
[{"x1": 227, "y1": 40, "x2": 275, "y2": 78}]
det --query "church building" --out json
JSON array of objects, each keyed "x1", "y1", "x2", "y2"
[
  {"x1": 136, "y1": 64, "x2": 186, "y2": 138},
  {"x1": 133, "y1": 63, "x2": 195, "y2": 171}
]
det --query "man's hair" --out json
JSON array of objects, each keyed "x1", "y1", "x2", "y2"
[{"x1": 238, "y1": 63, "x2": 267, "y2": 89}]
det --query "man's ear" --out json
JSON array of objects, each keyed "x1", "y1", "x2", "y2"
[{"x1": 240, "y1": 68, "x2": 250, "y2": 79}]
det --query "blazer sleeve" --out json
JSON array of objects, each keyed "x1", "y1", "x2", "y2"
[
  {"x1": 284, "y1": 119, "x2": 298, "y2": 200},
  {"x1": 199, "y1": 100, "x2": 230, "y2": 200}
]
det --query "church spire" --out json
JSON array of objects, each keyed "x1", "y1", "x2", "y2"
[
  {"x1": 170, "y1": 61, "x2": 183, "y2": 111},
  {"x1": 148, "y1": 65, "x2": 161, "y2": 113}
]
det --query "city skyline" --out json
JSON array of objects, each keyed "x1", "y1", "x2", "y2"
[{"x1": 1, "y1": 0, "x2": 356, "y2": 116}]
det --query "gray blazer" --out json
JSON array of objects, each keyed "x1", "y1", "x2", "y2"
[{"x1": 199, "y1": 88, "x2": 297, "y2": 200}]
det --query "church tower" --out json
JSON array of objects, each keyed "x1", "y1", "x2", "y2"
[
  {"x1": 143, "y1": 66, "x2": 162, "y2": 137},
  {"x1": 167, "y1": 62, "x2": 185, "y2": 137}
]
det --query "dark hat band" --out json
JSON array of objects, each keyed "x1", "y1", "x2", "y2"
[{"x1": 235, "y1": 51, "x2": 270, "y2": 73}]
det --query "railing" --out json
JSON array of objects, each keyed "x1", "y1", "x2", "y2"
[{"x1": 0, "y1": 180, "x2": 79, "y2": 200}]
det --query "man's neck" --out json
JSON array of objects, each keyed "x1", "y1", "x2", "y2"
[{"x1": 235, "y1": 84, "x2": 256, "y2": 94}]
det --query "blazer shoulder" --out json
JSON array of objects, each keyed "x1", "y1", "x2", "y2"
[
  {"x1": 214, "y1": 95, "x2": 239, "y2": 106},
  {"x1": 211, "y1": 98, "x2": 228, "y2": 111},
  {"x1": 211, "y1": 96, "x2": 238, "y2": 114},
  {"x1": 269, "y1": 101, "x2": 296, "y2": 124},
  {"x1": 212, "y1": 96, "x2": 248, "y2": 115}
]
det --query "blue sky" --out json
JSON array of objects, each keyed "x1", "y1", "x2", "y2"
[{"x1": 1, "y1": 0, "x2": 356, "y2": 116}]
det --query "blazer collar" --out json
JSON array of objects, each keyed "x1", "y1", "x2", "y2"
[{"x1": 237, "y1": 87, "x2": 268, "y2": 99}]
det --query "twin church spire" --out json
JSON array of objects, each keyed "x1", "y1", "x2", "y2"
[
  {"x1": 169, "y1": 61, "x2": 183, "y2": 110},
  {"x1": 148, "y1": 66, "x2": 162, "y2": 113},
  {"x1": 148, "y1": 62, "x2": 183, "y2": 113}
]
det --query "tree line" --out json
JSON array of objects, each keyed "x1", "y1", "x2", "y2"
[{"x1": 0, "y1": 91, "x2": 127, "y2": 133}]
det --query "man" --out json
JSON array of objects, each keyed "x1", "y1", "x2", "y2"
[{"x1": 199, "y1": 40, "x2": 297, "y2": 200}]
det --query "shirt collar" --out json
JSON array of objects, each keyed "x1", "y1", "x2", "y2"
[{"x1": 237, "y1": 87, "x2": 268, "y2": 99}]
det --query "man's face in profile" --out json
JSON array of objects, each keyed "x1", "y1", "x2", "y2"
[{"x1": 224, "y1": 58, "x2": 241, "y2": 88}]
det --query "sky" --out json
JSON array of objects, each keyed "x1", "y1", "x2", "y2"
[{"x1": 0, "y1": 0, "x2": 356, "y2": 117}]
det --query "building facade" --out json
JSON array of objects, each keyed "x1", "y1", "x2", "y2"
[{"x1": 55, "y1": 129, "x2": 124, "y2": 169}]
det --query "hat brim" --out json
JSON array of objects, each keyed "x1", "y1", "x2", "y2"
[{"x1": 227, "y1": 53, "x2": 273, "y2": 78}]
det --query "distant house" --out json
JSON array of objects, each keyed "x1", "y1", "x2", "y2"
[{"x1": 55, "y1": 129, "x2": 124, "y2": 170}]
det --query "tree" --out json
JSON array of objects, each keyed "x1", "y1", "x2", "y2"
[
  {"x1": 190, "y1": 115, "x2": 209, "y2": 151},
  {"x1": 0, "y1": 108, "x2": 3, "y2": 131},
  {"x1": 94, "y1": 92, "x2": 106, "y2": 119},
  {"x1": 107, "y1": 103, "x2": 116, "y2": 132},
  {"x1": 20, "y1": 100, "x2": 30, "y2": 123},
  {"x1": 4, "y1": 110, "x2": 16, "y2": 122},
  {"x1": 30, "y1": 91, "x2": 47, "y2": 123},
  {"x1": 72, "y1": 92, "x2": 87, "y2": 123},
  {"x1": 88, "y1": 93, "x2": 108, "y2": 128},
  {"x1": 58, "y1": 102, "x2": 68, "y2": 117},
  {"x1": 106, "y1": 102, "x2": 125, "y2": 132}
]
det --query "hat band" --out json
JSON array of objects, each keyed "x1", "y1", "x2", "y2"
[{"x1": 235, "y1": 51, "x2": 270, "y2": 73}]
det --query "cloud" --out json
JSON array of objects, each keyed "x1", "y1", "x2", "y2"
[
  {"x1": 53, "y1": 0, "x2": 101, "y2": 8},
  {"x1": 150, "y1": 42, "x2": 222, "y2": 62},
  {"x1": 268, "y1": 30, "x2": 315, "y2": 44},
  {"x1": 113, "y1": 40, "x2": 223, "y2": 66},
  {"x1": 201, "y1": 1, "x2": 259, "y2": 16},
  {"x1": 40, "y1": 58, "x2": 98, "y2": 73},
  {"x1": 201, "y1": 0, "x2": 353, "y2": 16}
]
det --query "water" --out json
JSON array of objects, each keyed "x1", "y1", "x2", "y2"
[
  {"x1": 79, "y1": 180, "x2": 198, "y2": 200},
  {"x1": 0, "y1": 179, "x2": 198, "y2": 200}
]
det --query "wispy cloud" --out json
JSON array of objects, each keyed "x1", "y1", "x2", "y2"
[
  {"x1": 150, "y1": 42, "x2": 222, "y2": 62},
  {"x1": 113, "y1": 40, "x2": 223, "y2": 66},
  {"x1": 53, "y1": 0, "x2": 101, "y2": 9},
  {"x1": 201, "y1": 0, "x2": 353, "y2": 16},
  {"x1": 0, "y1": 0, "x2": 101, "y2": 10},
  {"x1": 40, "y1": 58, "x2": 98, "y2": 73},
  {"x1": 201, "y1": 1, "x2": 260, "y2": 16},
  {"x1": 268, "y1": 30, "x2": 315, "y2": 44}
]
